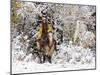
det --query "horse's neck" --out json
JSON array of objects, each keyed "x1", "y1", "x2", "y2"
[{"x1": 42, "y1": 22, "x2": 48, "y2": 37}]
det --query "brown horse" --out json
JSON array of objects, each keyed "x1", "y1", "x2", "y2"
[{"x1": 38, "y1": 19, "x2": 56, "y2": 63}]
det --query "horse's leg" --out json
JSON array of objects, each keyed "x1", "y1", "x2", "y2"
[
  {"x1": 34, "y1": 40, "x2": 42, "y2": 63},
  {"x1": 47, "y1": 55, "x2": 52, "y2": 63},
  {"x1": 34, "y1": 52, "x2": 42, "y2": 63},
  {"x1": 48, "y1": 42, "x2": 55, "y2": 63},
  {"x1": 38, "y1": 53, "x2": 42, "y2": 64},
  {"x1": 43, "y1": 54, "x2": 46, "y2": 63},
  {"x1": 48, "y1": 33, "x2": 53, "y2": 47}
]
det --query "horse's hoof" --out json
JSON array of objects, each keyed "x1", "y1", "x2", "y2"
[{"x1": 49, "y1": 61, "x2": 52, "y2": 63}]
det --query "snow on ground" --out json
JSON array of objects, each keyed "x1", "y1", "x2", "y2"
[
  {"x1": 12, "y1": 60, "x2": 95, "y2": 74},
  {"x1": 12, "y1": 35, "x2": 95, "y2": 74}
]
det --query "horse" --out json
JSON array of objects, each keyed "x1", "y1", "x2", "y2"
[{"x1": 38, "y1": 19, "x2": 56, "y2": 63}]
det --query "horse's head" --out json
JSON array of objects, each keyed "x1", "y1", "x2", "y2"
[{"x1": 41, "y1": 17, "x2": 48, "y2": 37}]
